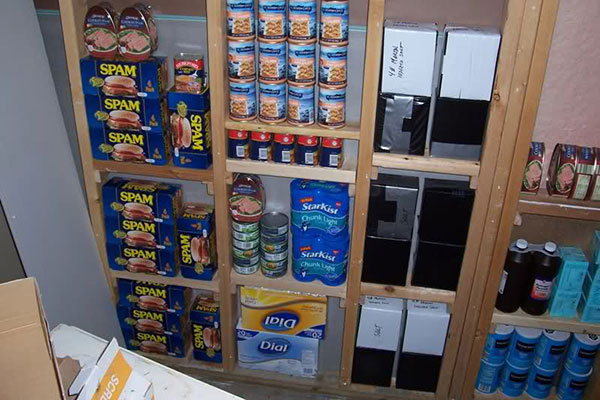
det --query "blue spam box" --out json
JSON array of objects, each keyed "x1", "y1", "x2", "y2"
[
  {"x1": 177, "y1": 204, "x2": 217, "y2": 280},
  {"x1": 116, "y1": 304, "x2": 186, "y2": 336},
  {"x1": 102, "y1": 177, "x2": 182, "y2": 224},
  {"x1": 121, "y1": 326, "x2": 186, "y2": 358},
  {"x1": 105, "y1": 214, "x2": 177, "y2": 250},
  {"x1": 190, "y1": 297, "x2": 221, "y2": 363},
  {"x1": 89, "y1": 126, "x2": 169, "y2": 165},
  {"x1": 106, "y1": 242, "x2": 177, "y2": 277},
  {"x1": 84, "y1": 94, "x2": 166, "y2": 133},
  {"x1": 117, "y1": 279, "x2": 188, "y2": 314},
  {"x1": 167, "y1": 89, "x2": 212, "y2": 169},
  {"x1": 80, "y1": 56, "x2": 168, "y2": 99}
]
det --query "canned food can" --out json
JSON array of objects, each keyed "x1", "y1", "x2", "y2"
[
  {"x1": 534, "y1": 330, "x2": 571, "y2": 371},
  {"x1": 228, "y1": 39, "x2": 256, "y2": 82},
  {"x1": 261, "y1": 257, "x2": 288, "y2": 278},
  {"x1": 174, "y1": 53, "x2": 205, "y2": 93},
  {"x1": 234, "y1": 254, "x2": 260, "y2": 267},
  {"x1": 232, "y1": 219, "x2": 260, "y2": 233},
  {"x1": 526, "y1": 364, "x2": 558, "y2": 400},
  {"x1": 288, "y1": 0, "x2": 317, "y2": 42},
  {"x1": 522, "y1": 142, "x2": 545, "y2": 195},
  {"x1": 556, "y1": 366, "x2": 592, "y2": 400},
  {"x1": 564, "y1": 333, "x2": 600, "y2": 375},
  {"x1": 233, "y1": 237, "x2": 260, "y2": 250},
  {"x1": 261, "y1": 232, "x2": 288, "y2": 245},
  {"x1": 258, "y1": 0, "x2": 287, "y2": 41},
  {"x1": 483, "y1": 324, "x2": 514, "y2": 364},
  {"x1": 259, "y1": 40, "x2": 286, "y2": 83},
  {"x1": 233, "y1": 245, "x2": 260, "y2": 259},
  {"x1": 297, "y1": 135, "x2": 320, "y2": 166},
  {"x1": 259, "y1": 82, "x2": 287, "y2": 124},
  {"x1": 318, "y1": 85, "x2": 346, "y2": 128},
  {"x1": 571, "y1": 147, "x2": 596, "y2": 200},
  {"x1": 83, "y1": 4, "x2": 119, "y2": 59},
  {"x1": 273, "y1": 134, "x2": 296, "y2": 163},
  {"x1": 250, "y1": 131, "x2": 272, "y2": 161},
  {"x1": 320, "y1": 137, "x2": 343, "y2": 168},
  {"x1": 228, "y1": 130, "x2": 250, "y2": 159},
  {"x1": 261, "y1": 212, "x2": 289, "y2": 236},
  {"x1": 232, "y1": 229, "x2": 260, "y2": 242},
  {"x1": 118, "y1": 5, "x2": 156, "y2": 62},
  {"x1": 230, "y1": 80, "x2": 257, "y2": 121},
  {"x1": 227, "y1": 0, "x2": 255, "y2": 39},
  {"x1": 320, "y1": 0, "x2": 349, "y2": 45},
  {"x1": 319, "y1": 44, "x2": 347, "y2": 86},
  {"x1": 547, "y1": 143, "x2": 578, "y2": 198},
  {"x1": 261, "y1": 240, "x2": 288, "y2": 254},
  {"x1": 261, "y1": 250, "x2": 288, "y2": 262},
  {"x1": 507, "y1": 327, "x2": 543, "y2": 368},
  {"x1": 499, "y1": 361, "x2": 530, "y2": 398},
  {"x1": 475, "y1": 359, "x2": 504, "y2": 394},
  {"x1": 288, "y1": 42, "x2": 316, "y2": 84},
  {"x1": 288, "y1": 83, "x2": 315, "y2": 126},
  {"x1": 234, "y1": 261, "x2": 259, "y2": 275},
  {"x1": 587, "y1": 148, "x2": 600, "y2": 201}
]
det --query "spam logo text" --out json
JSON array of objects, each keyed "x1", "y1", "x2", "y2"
[
  {"x1": 124, "y1": 248, "x2": 156, "y2": 260},
  {"x1": 193, "y1": 323, "x2": 205, "y2": 350},
  {"x1": 103, "y1": 98, "x2": 141, "y2": 112},
  {"x1": 108, "y1": 132, "x2": 144, "y2": 146},
  {"x1": 179, "y1": 234, "x2": 192, "y2": 264},
  {"x1": 133, "y1": 285, "x2": 166, "y2": 298},
  {"x1": 132, "y1": 309, "x2": 164, "y2": 322},
  {"x1": 136, "y1": 331, "x2": 167, "y2": 344},
  {"x1": 122, "y1": 220, "x2": 156, "y2": 234},
  {"x1": 99, "y1": 63, "x2": 137, "y2": 78}
]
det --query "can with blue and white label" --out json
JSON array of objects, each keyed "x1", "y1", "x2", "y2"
[
  {"x1": 507, "y1": 327, "x2": 542, "y2": 368},
  {"x1": 526, "y1": 364, "x2": 558, "y2": 400},
  {"x1": 534, "y1": 329, "x2": 571, "y2": 371},
  {"x1": 556, "y1": 366, "x2": 593, "y2": 400},
  {"x1": 475, "y1": 359, "x2": 504, "y2": 394},
  {"x1": 483, "y1": 324, "x2": 514, "y2": 364},
  {"x1": 499, "y1": 361, "x2": 530, "y2": 397},
  {"x1": 564, "y1": 333, "x2": 600, "y2": 374}
]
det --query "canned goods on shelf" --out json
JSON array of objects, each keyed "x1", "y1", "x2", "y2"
[
  {"x1": 232, "y1": 219, "x2": 260, "y2": 233},
  {"x1": 297, "y1": 135, "x2": 320, "y2": 166},
  {"x1": 260, "y1": 257, "x2": 288, "y2": 278},
  {"x1": 234, "y1": 253, "x2": 260, "y2": 267},
  {"x1": 259, "y1": 40, "x2": 286, "y2": 83},
  {"x1": 174, "y1": 53, "x2": 205, "y2": 93},
  {"x1": 273, "y1": 134, "x2": 296, "y2": 163},
  {"x1": 227, "y1": 0, "x2": 255, "y2": 39},
  {"x1": 118, "y1": 5, "x2": 157, "y2": 62},
  {"x1": 258, "y1": 0, "x2": 287, "y2": 41},
  {"x1": 288, "y1": 0, "x2": 317, "y2": 42},
  {"x1": 319, "y1": 44, "x2": 347, "y2": 87},
  {"x1": 288, "y1": 84, "x2": 315, "y2": 126},
  {"x1": 261, "y1": 240, "x2": 288, "y2": 254},
  {"x1": 228, "y1": 130, "x2": 250, "y2": 159},
  {"x1": 261, "y1": 232, "x2": 289, "y2": 245},
  {"x1": 320, "y1": 137, "x2": 343, "y2": 168},
  {"x1": 261, "y1": 212, "x2": 289, "y2": 236},
  {"x1": 233, "y1": 237, "x2": 260, "y2": 250},
  {"x1": 261, "y1": 250, "x2": 288, "y2": 263},
  {"x1": 233, "y1": 246, "x2": 260, "y2": 259},
  {"x1": 232, "y1": 229, "x2": 260, "y2": 242},
  {"x1": 259, "y1": 82, "x2": 287, "y2": 124},
  {"x1": 228, "y1": 39, "x2": 256, "y2": 82},
  {"x1": 250, "y1": 131, "x2": 273, "y2": 161},
  {"x1": 288, "y1": 42, "x2": 316, "y2": 84},
  {"x1": 230, "y1": 80, "x2": 257, "y2": 121},
  {"x1": 83, "y1": 4, "x2": 119, "y2": 59},
  {"x1": 320, "y1": 0, "x2": 349, "y2": 45},
  {"x1": 234, "y1": 261, "x2": 259, "y2": 275},
  {"x1": 318, "y1": 85, "x2": 346, "y2": 128}
]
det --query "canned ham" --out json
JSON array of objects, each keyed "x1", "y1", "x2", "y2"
[
  {"x1": 571, "y1": 146, "x2": 596, "y2": 200},
  {"x1": 83, "y1": 3, "x2": 119, "y2": 59},
  {"x1": 521, "y1": 142, "x2": 545, "y2": 195},
  {"x1": 118, "y1": 4, "x2": 157, "y2": 62},
  {"x1": 547, "y1": 143, "x2": 577, "y2": 197}
]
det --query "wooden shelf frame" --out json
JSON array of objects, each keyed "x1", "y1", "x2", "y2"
[
  {"x1": 361, "y1": 283, "x2": 456, "y2": 305},
  {"x1": 492, "y1": 309, "x2": 600, "y2": 335},
  {"x1": 372, "y1": 153, "x2": 481, "y2": 178},
  {"x1": 225, "y1": 118, "x2": 361, "y2": 140},
  {"x1": 111, "y1": 270, "x2": 220, "y2": 292},
  {"x1": 518, "y1": 189, "x2": 600, "y2": 221},
  {"x1": 93, "y1": 160, "x2": 214, "y2": 183},
  {"x1": 226, "y1": 158, "x2": 356, "y2": 183}
]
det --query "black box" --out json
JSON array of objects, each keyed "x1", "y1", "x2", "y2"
[
  {"x1": 430, "y1": 97, "x2": 490, "y2": 160},
  {"x1": 412, "y1": 241, "x2": 465, "y2": 291},
  {"x1": 362, "y1": 235, "x2": 410, "y2": 285},
  {"x1": 419, "y1": 179, "x2": 474, "y2": 246},
  {"x1": 396, "y1": 352, "x2": 442, "y2": 392},
  {"x1": 352, "y1": 347, "x2": 396, "y2": 387},
  {"x1": 375, "y1": 93, "x2": 430, "y2": 156}
]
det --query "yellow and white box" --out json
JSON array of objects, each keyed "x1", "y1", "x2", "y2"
[{"x1": 240, "y1": 287, "x2": 327, "y2": 339}]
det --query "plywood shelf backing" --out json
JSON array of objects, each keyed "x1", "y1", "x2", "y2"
[
  {"x1": 519, "y1": 190, "x2": 600, "y2": 221},
  {"x1": 94, "y1": 160, "x2": 214, "y2": 182},
  {"x1": 225, "y1": 118, "x2": 361, "y2": 140},
  {"x1": 226, "y1": 158, "x2": 356, "y2": 183},
  {"x1": 492, "y1": 309, "x2": 600, "y2": 335}
]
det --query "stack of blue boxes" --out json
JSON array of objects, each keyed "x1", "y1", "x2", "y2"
[
  {"x1": 549, "y1": 247, "x2": 588, "y2": 318},
  {"x1": 579, "y1": 230, "x2": 600, "y2": 322}
]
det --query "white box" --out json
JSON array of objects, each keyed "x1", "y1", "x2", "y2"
[
  {"x1": 357, "y1": 296, "x2": 406, "y2": 351},
  {"x1": 381, "y1": 21, "x2": 438, "y2": 97},
  {"x1": 402, "y1": 300, "x2": 450, "y2": 356},
  {"x1": 440, "y1": 26, "x2": 501, "y2": 101}
]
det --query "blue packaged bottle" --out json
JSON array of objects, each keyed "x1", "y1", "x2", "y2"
[
  {"x1": 526, "y1": 364, "x2": 558, "y2": 400},
  {"x1": 483, "y1": 324, "x2": 515, "y2": 364},
  {"x1": 534, "y1": 329, "x2": 571, "y2": 371},
  {"x1": 507, "y1": 327, "x2": 542, "y2": 368},
  {"x1": 556, "y1": 366, "x2": 592, "y2": 400},
  {"x1": 564, "y1": 333, "x2": 600, "y2": 374},
  {"x1": 499, "y1": 361, "x2": 530, "y2": 397},
  {"x1": 475, "y1": 359, "x2": 504, "y2": 394}
]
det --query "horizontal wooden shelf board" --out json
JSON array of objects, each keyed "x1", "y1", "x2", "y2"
[
  {"x1": 360, "y1": 283, "x2": 456, "y2": 305},
  {"x1": 372, "y1": 153, "x2": 481, "y2": 177},
  {"x1": 94, "y1": 160, "x2": 213, "y2": 183},
  {"x1": 231, "y1": 266, "x2": 347, "y2": 298},
  {"x1": 226, "y1": 159, "x2": 356, "y2": 183},
  {"x1": 111, "y1": 270, "x2": 219, "y2": 291},
  {"x1": 492, "y1": 309, "x2": 600, "y2": 335},
  {"x1": 349, "y1": 383, "x2": 435, "y2": 399},
  {"x1": 519, "y1": 190, "x2": 600, "y2": 221},
  {"x1": 225, "y1": 118, "x2": 361, "y2": 140},
  {"x1": 474, "y1": 389, "x2": 558, "y2": 400}
]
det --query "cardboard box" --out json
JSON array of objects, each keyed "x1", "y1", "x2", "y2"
[
  {"x1": 549, "y1": 289, "x2": 581, "y2": 318},
  {"x1": 190, "y1": 297, "x2": 222, "y2": 363},
  {"x1": 177, "y1": 203, "x2": 217, "y2": 281},
  {"x1": 116, "y1": 304, "x2": 187, "y2": 336},
  {"x1": 440, "y1": 26, "x2": 501, "y2": 101},
  {"x1": 0, "y1": 278, "x2": 64, "y2": 400},
  {"x1": 381, "y1": 21, "x2": 438, "y2": 97},
  {"x1": 106, "y1": 242, "x2": 178, "y2": 277},
  {"x1": 357, "y1": 296, "x2": 405, "y2": 351},
  {"x1": 84, "y1": 94, "x2": 166, "y2": 133},
  {"x1": 583, "y1": 272, "x2": 600, "y2": 305},
  {"x1": 362, "y1": 235, "x2": 410, "y2": 285},
  {"x1": 412, "y1": 240, "x2": 465, "y2": 291},
  {"x1": 402, "y1": 300, "x2": 450, "y2": 356},
  {"x1": 554, "y1": 247, "x2": 588, "y2": 292},
  {"x1": 579, "y1": 292, "x2": 600, "y2": 323},
  {"x1": 117, "y1": 279, "x2": 188, "y2": 314},
  {"x1": 89, "y1": 126, "x2": 170, "y2": 165},
  {"x1": 121, "y1": 328, "x2": 187, "y2": 358},
  {"x1": 105, "y1": 214, "x2": 177, "y2": 250},
  {"x1": 240, "y1": 287, "x2": 327, "y2": 339}
]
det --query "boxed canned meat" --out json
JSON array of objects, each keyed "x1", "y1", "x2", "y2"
[
  {"x1": 318, "y1": 85, "x2": 346, "y2": 128},
  {"x1": 227, "y1": 0, "x2": 255, "y2": 39},
  {"x1": 89, "y1": 127, "x2": 169, "y2": 165},
  {"x1": 521, "y1": 142, "x2": 545, "y2": 194},
  {"x1": 288, "y1": 84, "x2": 315, "y2": 126},
  {"x1": 84, "y1": 94, "x2": 166, "y2": 133},
  {"x1": 229, "y1": 174, "x2": 265, "y2": 223},
  {"x1": 258, "y1": 0, "x2": 287, "y2": 41},
  {"x1": 571, "y1": 146, "x2": 596, "y2": 200},
  {"x1": 177, "y1": 204, "x2": 217, "y2": 281},
  {"x1": 288, "y1": 42, "x2": 316, "y2": 84},
  {"x1": 105, "y1": 212, "x2": 176, "y2": 250},
  {"x1": 167, "y1": 88, "x2": 212, "y2": 169},
  {"x1": 117, "y1": 304, "x2": 186, "y2": 336},
  {"x1": 80, "y1": 56, "x2": 168, "y2": 99},
  {"x1": 118, "y1": 4, "x2": 158, "y2": 62},
  {"x1": 190, "y1": 297, "x2": 222, "y2": 363},
  {"x1": 259, "y1": 82, "x2": 287, "y2": 124},
  {"x1": 320, "y1": 0, "x2": 349, "y2": 45},
  {"x1": 319, "y1": 44, "x2": 347, "y2": 87},
  {"x1": 228, "y1": 39, "x2": 256, "y2": 82},
  {"x1": 174, "y1": 53, "x2": 205, "y2": 93},
  {"x1": 102, "y1": 177, "x2": 182, "y2": 224},
  {"x1": 230, "y1": 80, "x2": 257, "y2": 121},
  {"x1": 547, "y1": 143, "x2": 577, "y2": 197},
  {"x1": 259, "y1": 40, "x2": 286, "y2": 83},
  {"x1": 121, "y1": 327, "x2": 186, "y2": 357},
  {"x1": 288, "y1": 0, "x2": 317, "y2": 42},
  {"x1": 106, "y1": 241, "x2": 177, "y2": 277},
  {"x1": 83, "y1": 3, "x2": 119, "y2": 59},
  {"x1": 117, "y1": 279, "x2": 188, "y2": 314}
]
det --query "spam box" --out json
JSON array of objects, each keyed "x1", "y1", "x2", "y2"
[
  {"x1": 121, "y1": 327, "x2": 187, "y2": 358},
  {"x1": 102, "y1": 178, "x2": 182, "y2": 224},
  {"x1": 240, "y1": 287, "x2": 327, "y2": 339},
  {"x1": 80, "y1": 56, "x2": 168, "y2": 99},
  {"x1": 117, "y1": 304, "x2": 187, "y2": 336},
  {"x1": 190, "y1": 296, "x2": 222, "y2": 363},
  {"x1": 177, "y1": 203, "x2": 217, "y2": 281},
  {"x1": 105, "y1": 213, "x2": 176, "y2": 250},
  {"x1": 167, "y1": 88, "x2": 212, "y2": 169},
  {"x1": 117, "y1": 279, "x2": 189, "y2": 314},
  {"x1": 84, "y1": 93, "x2": 166, "y2": 133},
  {"x1": 89, "y1": 126, "x2": 169, "y2": 165},
  {"x1": 106, "y1": 241, "x2": 177, "y2": 277}
]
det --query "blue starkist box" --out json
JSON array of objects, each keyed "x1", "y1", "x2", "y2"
[
  {"x1": 117, "y1": 304, "x2": 187, "y2": 336},
  {"x1": 84, "y1": 93, "x2": 166, "y2": 133},
  {"x1": 104, "y1": 214, "x2": 177, "y2": 250},
  {"x1": 117, "y1": 279, "x2": 189, "y2": 314},
  {"x1": 89, "y1": 126, "x2": 169, "y2": 165},
  {"x1": 106, "y1": 242, "x2": 177, "y2": 277},
  {"x1": 176, "y1": 203, "x2": 217, "y2": 281},
  {"x1": 167, "y1": 88, "x2": 212, "y2": 169},
  {"x1": 80, "y1": 56, "x2": 168, "y2": 99},
  {"x1": 121, "y1": 327, "x2": 186, "y2": 358},
  {"x1": 102, "y1": 178, "x2": 182, "y2": 224},
  {"x1": 190, "y1": 297, "x2": 222, "y2": 363}
]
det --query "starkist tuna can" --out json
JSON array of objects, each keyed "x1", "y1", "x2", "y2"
[
  {"x1": 260, "y1": 257, "x2": 288, "y2": 278},
  {"x1": 234, "y1": 259, "x2": 259, "y2": 275},
  {"x1": 534, "y1": 330, "x2": 571, "y2": 371},
  {"x1": 258, "y1": 0, "x2": 287, "y2": 41},
  {"x1": 228, "y1": 39, "x2": 256, "y2": 82},
  {"x1": 499, "y1": 361, "x2": 530, "y2": 398},
  {"x1": 288, "y1": 0, "x2": 317, "y2": 42},
  {"x1": 227, "y1": 0, "x2": 255, "y2": 39},
  {"x1": 259, "y1": 40, "x2": 286, "y2": 83},
  {"x1": 250, "y1": 131, "x2": 272, "y2": 161},
  {"x1": 261, "y1": 212, "x2": 289, "y2": 236},
  {"x1": 475, "y1": 359, "x2": 504, "y2": 394},
  {"x1": 507, "y1": 327, "x2": 542, "y2": 368},
  {"x1": 230, "y1": 80, "x2": 257, "y2": 121},
  {"x1": 547, "y1": 143, "x2": 578, "y2": 198},
  {"x1": 273, "y1": 134, "x2": 296, "y2": 163},
  {"x1": 83, "y1": 3, "x2": 119, "y2": 59},
  {"x1": 259, "y1": 82, "x2": 287, "y2": 124},
  {"x1": 296, "y1": 135, "x2": 320, "y2": 166},
  {"x1": 526, "y1": 364, "x2": 558, "y2": 400},
  {"x1": 522, "y1": 142, "x2": 545, "y2": 194},
  {"x1": 228, "y1": 130, "x2": 250, "y2": 159},
  {"x1": 288, "y1": 84, "x2": 315, "y2": 126},
  {"x1": 232, "y1": 219, "x2": 260, "y2": 233},
  {"x1": 288, "y1": 42, "x2": 316, "y2": 84},
  {"x1": 320, "y1": 137, "x2": 343, "y2": 168}
]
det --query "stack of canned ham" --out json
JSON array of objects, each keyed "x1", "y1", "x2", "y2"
[
  {"x1": 228, "y1": 130, "x2": 343, "y2": 168},
  {"x1": 227, "y1": 0, "x2": 349, "y2": 129}
]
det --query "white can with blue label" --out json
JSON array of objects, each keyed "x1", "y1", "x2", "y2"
[
  {"x1": 526, "y1": 364, "x2": 558, "y2": 400},
  {"x1": 557, "y1": 366, "x2": 593, "y2": 400},
  {"x1": 499, "y1": 361, "x2": 531, "y2": 398},
  {"x1": 475, "y1": 359, "x2": 504, "y2": 394},
  {"x1": 483, "y1": 324, "x2": 515, "y2": 364},
  {"x1": 507, "y1": 327, "x2": 543, "y2": 368},
  {"x1": 564, "y1": 333, "x2": 600, "y2": 374},
  {"x1": 534, "y1": 329, "x2": 571, "y2": 371}
]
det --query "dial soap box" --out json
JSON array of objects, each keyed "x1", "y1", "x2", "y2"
[{"x1": 240, "y1": 287, "x2": 327, "y2": 339}]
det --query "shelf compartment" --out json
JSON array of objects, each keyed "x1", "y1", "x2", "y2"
[
  {"x1": 110, "y1": 270, "x2": 219, "y2": 292},
  {"x1": 361, "y1": 283, "x2": 456, "y2": 304},
  {"x1": 94, "y1": 160, "x2": 213, "y2": 183},
  {"x1": 226, "y1": 159, "x2": 356, "y2": 183},
  {"x1": 225, "y1": 118, "x2": 361, "y2": 140},
  {"x1": 518, "y1": 190, "x2": 600, "y2": 221},
  {"x1": 492, "y1": 309, "x2": 600, "y2": 335},
  {"x1": 231, "y1": 264, "x2": 347, "y2": 298},
  {"x1": 372, "y1": 153, "x2": 480, "y2": 177}
]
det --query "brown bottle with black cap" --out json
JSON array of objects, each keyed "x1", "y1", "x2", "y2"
[
  {"x1": 496, "y1": 239, "x2": 532, "y2": 313},
  {"x1": 521, "y1": 242, "x2": 561, "y2": 316}
]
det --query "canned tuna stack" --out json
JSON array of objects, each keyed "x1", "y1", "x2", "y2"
[{"x1": 260, "y1": 212, "x2": 290, "y2": 278}]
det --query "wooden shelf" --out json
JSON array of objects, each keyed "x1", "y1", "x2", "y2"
[
  {"x1": 225, "y1": 118, "x2": 361, "y2": 140},
  {"x1": 231, "y1": 264, "x2": 347, "y2": 298},
  {"x1": 111, "y1": 270, "x2": 220, "y2": 292},
  {"x1": 372, "y1": 153, "x2": 481, "y2": 177},
  {"x1": 361, "y1": 283, "x2": 456, "y2": 305},
  {"x1": 94, "y1": 160, "x2": 213, "y2": 183},
  {"x1": 474, "y1": 390, "x2": 557, "y2": 400},
  {"x1": 226, "y1": 159, "x2": 356, "y2": 183},
  {"x1": 492, "y1": 309, "x2": 600, "y2": 335},
  {"x1": 518, "y1": 189, "x2": 600, "y2": 221}
]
